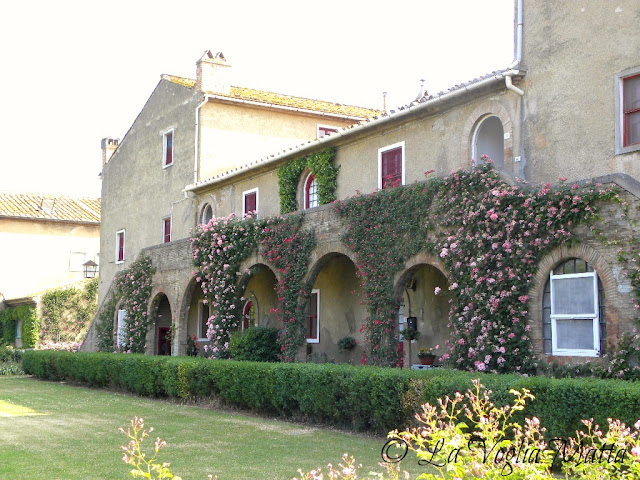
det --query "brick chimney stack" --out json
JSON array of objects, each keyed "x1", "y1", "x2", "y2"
[
  {"x1": 101, "y1": 137, "x2": 119, "y2": 167},
  {"x1": 196, "y1": 50, "x2": 231, "y2": 94}
]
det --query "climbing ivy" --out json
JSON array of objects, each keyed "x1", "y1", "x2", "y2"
[
  {"x1": 41, "y1": 278, "x2": 98, "y2": 344},
  {"x1": 278, "y1": 147, "x2": 339, "y2": 213}
]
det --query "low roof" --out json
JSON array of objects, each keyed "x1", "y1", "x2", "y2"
[
  {"x1": 161, "y1": 74, "x2": 382, "y2": 120},
  {"x1": 0, "y1": 192, "x2": 101, "y2": 224}
]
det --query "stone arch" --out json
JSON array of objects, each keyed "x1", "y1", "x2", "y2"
[
  {"x1": 238, "y1": 252, "x2": 283, "y2": 286},
  {"x1": 304, "y1": 241, "x2": 359, "y2": 287},
  {"x1": 461, "y1": 100, "x2": 514, "y2": 172},
  {"x1": 235, "y1": 260, "x2": 280, "y2": 330},
  {"x1": 197, "y1": 193, "x2": 216, "y2": 222},
  {"x1": 296, "y1": 168, "x2": 314, "y2": 211},
  {"x1": 528, "y1": 243, "x2": 619, "y2": 359},
  {"x1": 147, "y1": 290, "x2": 174, "y2": 356},
  {"x1": 393, "y1": 251, "x2": 451, "y2": 300}
]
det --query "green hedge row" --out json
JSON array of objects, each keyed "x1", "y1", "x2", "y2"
[{"x1": 23, "y1": 350, "x2": 640, "y2": 437}]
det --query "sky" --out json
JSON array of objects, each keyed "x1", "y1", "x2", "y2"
[{"x1": 0, "y1": 0, "x2": 514, "y2": 198}]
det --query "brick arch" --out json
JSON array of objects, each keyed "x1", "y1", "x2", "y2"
[
  {"x1": 392, "y1": 251, "x2": 451, "y2": 301},
  {"x1": 304, "y1": 241, "x2": 359, "y2": 287},
  {"x1": 460, "y1": 100, "x2": 514, "y2": 172},
  {"x1": 528, "y1": 243, "x2": 619, "y2": 359},
  {"x1": 238, "y1": 252, "x2": 283, "y2": 286}
]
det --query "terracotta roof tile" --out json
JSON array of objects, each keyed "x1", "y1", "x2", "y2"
[
  {"x1": 161, "y1": 74, "x2": 381, "y2": 119},
  {"x1": 0, "y1": 193, "x2": 101, "y2": 224}
]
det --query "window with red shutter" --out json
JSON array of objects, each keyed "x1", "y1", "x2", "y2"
[
  {"x1": 305, "y1": 174, "x2": 318, "y2": 209},
  {"x1": 163, "y1": 130, "x2": 173, "y2": 167},
  {"x1": 305, "y1": 290, "x2": 319, "y2": 342},
  {"x1": 318, "y1": 125, "x2": 339, "y2": 137},
  {"x1": 163, "y1": 217, "x2": 171, "y2": 243},
  {"x1": 199, "y1": 301, "x2": 210, "y2": 340},
  {"x1": 623, "y1": 74, "x2": 640, "y2": 147},
  {"x1": 379, "y1": 144, "x2": 404, "y2": 189},
  {"x1": 116, "y1": 230, "x2": 125, "y2": 263},
  {"x1": 243, "y1": 189, "x2": 258, "y2": 216}
]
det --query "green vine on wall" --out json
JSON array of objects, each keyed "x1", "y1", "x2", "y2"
[
  {"x1": 41, "y1": 278, "x2": 98, "y2": 344},
  {"x1": 0, "y1": 306, "x2": 39, "y2": 348},
  {"x1": 278, "y1": 147, "x2": 339, "y2": 214},
  {"x1": 191, "y1": 213, "x2": 315, "y2": 360},
  {"x1": 95, "y1": 255, "x2": 155, "y2": 353}
]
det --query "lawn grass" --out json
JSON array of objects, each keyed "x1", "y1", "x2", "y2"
[{"x1": 0, "y1": 376, "x2": 415, "y2": 480}]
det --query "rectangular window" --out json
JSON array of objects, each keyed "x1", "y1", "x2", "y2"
[
  {"x1": 163, "y1": 129, "x2": 174, "y2": 167},
  {"x1": 115, "y1": 230, "x2": 125, "y2": 263},
  {"x1": 305, "y1": 289, "x2": 320, "y2": 343},
  {"x1": 242, "y1": 188, "x2": 258, "y2": 217},
  {"x1": 615, "y1": 68, "x2": 640, "y2": 154},
  {"x1": 162, "y1": 217, "x2": 172, "y2": 243},
  {"x1": 117, "y1": 309, "x2": 127, "y2": 347},
  {"x1": 550, "y1": 271, "x2": 599, "y2": 356},
  {"x1": 378, "y1": 142, "x2": 405, "y2": 189},
  {"x1": 317, "y1": 125, "x2": 339, "y2": 137},
  {"x1": 69, "y1": 251, "x2": 86, "y2": 272},
  {"x1": 198, "y1": 301, "x2": 210, "y2": 341}
]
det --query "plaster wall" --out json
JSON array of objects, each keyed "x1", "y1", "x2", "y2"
[
  {"x1": 99, "y1": 80, "x2": 200, "y2": 304},
  {"x1": 198, "y1": 101, "x2": 355, "y2": 181},
  {"x1": 521, "y1": 0, "x2": 640, "y2": 183},
  {"x1": 0, "y1": 218, "x2": 99, "y2": 299}
]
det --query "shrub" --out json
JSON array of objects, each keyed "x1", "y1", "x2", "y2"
[
  {"x1": 41, "y1": 278, "x2": 98, "y2": 344},
  {"x1": 337, "y1": 336, "x2": 357, "y2": 351},
  {"x1": 18, "y1": 305, "x2": 40, "y2": 348},
  {"x1": 229, "y1": 327, "x2": 280, "y2": 362},
  {"x1": 0, "y1": 308, "x2": 17, "y2": 345},
  {"x1": 22, "y1": 350, "x2": 640, "y2": 439}
]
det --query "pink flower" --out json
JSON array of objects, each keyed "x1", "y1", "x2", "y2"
[{"x1": 434, "y1": 287, "x2": 441, "y2": 295}]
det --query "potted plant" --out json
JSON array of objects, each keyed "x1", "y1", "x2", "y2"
[
  {"x1": 186, "y1": 334, "x2": 199, "y2": 357},
  {"x1": 417, "y1": 346, "x2": 437, "y2": 365},
  {"x1": 337, "y1": 336, "x2": 357, "y2": 351}
]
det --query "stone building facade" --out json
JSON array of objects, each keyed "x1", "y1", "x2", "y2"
[{"x1": 86, "y1": 1, "x2": 640, "y2": 368}]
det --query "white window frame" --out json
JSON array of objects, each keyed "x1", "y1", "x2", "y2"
[
  {"x1": 69, "y1": 251, "x2": 86, "y2": 272},
  {"x1": 201, "y1": 204, "x2": 213, "y2": 224},
  {"x1": 162, "y1": 216, "x2": 172, "y2": 244},
  {"x1": 377, "y1": 141, "x2": 406, "y2": 190},
  {"x1": 16, "y1": 320, "x2": 22, "y2": 339},
  {"x1": 242, "y1": 188, "x2": 259, "y2": 217},
  {"x1": 317, "y1": 124, "x2": 339, "y2": 137},
  {"x1": 116, "y1": 309, "x2": 127, "y2": 347},
  {"x1": 615, "y1": 66, "x2": 640, "y2": 155},
  {"x1": 162, "y1": 128, "x2": 174, "y2": 168},
  {"x1": 306, "y1": 289, "x2": 320, "y2": 344},
  {"x1": 550, "y1": 270, "x2": 599, "y2": 357},
  {"x1": 197, "y1": 300, "x2": 209, "y2": 342},
  {"x1": 304, "y1": 172, "x2": 319, "y2": 210},
  {"x1": 115, "y1": 229, "x2": 125, "y2": 264}
]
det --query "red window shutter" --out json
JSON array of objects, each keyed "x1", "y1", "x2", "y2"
[
  {"x1": 117, "y1": 232, "x2": 124, "y2": 262},
  {"x1": 305, "y1": 174, "x2": 314, "y2": 209},
  {"x1": 319, "y1": 127, "x2": 338, "y2": 137},
  {"x1": 624, "y1": 74, "x2": 640, "y2": 146},
  {"x1": 244, "y1": 192, "x2": 257, "y2": 214},
  {"x1": 381, "y1": 147, "x2": 402, "y2": 188},
  {"x1": 165, "y1": 132, "x2": 173, "y2": 166},
  {"x1": 200, "y1": 303, "x2": 209, "y2": 338},
  {"x1": 306, "y1": 292, "x2": 318, "y2": 340},
  {"x1": 163, "y1": 218, "x2": 171, "y2": 243}
]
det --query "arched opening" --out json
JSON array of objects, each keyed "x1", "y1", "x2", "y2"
[
  {"x1": 473, "y1": 115, "x2": 504, "y2": 168},
  {"x1": 201, "y1": 204, "x2": 213, "y2": 224},
  {"x1": 305, "y1": 252, "x2": 365, "y2": 363},
  {"x1": 304, "y1": 173, "x2": 319, "y2": 210},
  {"x1": 184, "y1": 281, "x2": 210, "y2": 356},
  {"x1": 151, "y1": 293, "x2": 173, "y2": 355},
  {"x1": 396, "y1": 264, "x2": 449, "y2": 367},
  {"x1": 239, "y1": 264, "x2": 279, "y2": 330},
  {"x1": 542, "y1": 258, "x2": 605, "y2": 357}
]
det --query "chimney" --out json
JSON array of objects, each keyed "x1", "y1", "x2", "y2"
[
  {"x1": 101, "y1": 137, "x2": 119, "y2": 167},
  {"x1": 196, "y1": 50, "x2": 231, "y2": 94}
]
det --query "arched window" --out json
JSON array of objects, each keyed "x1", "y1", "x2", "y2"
[
  {"x1": 304, "y1": 173, "x2": 319, "y2": 209},
  {"x1": 242, "y1": 301, "x2": 255, "y2": 331},
  {"x1": 473, "y1": 116, "x2": 504, "y2": 168},
  {"x1": 201, "y1": 204, "x2": 213, "y2": 224},
  {"x1": 542, "y1": 258, "x2": 605, "y2": 357}
]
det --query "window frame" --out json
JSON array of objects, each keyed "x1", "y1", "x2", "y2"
[
  {"x1": 162, "y1": 216, "x2": 172, "y2": 244},
  {"x1": 317, "y1": 124, "x2": 339, "y2": 137},
  {"x1": 201, "y1": 204, "x2": 213, "y2": 224},
  {"x1": 615, "y1": 67, "x2": 640, "y2": 155},
  {"x1": 69, "y1": 251, "x2": 86, "y2": 272},
  {"x1": 549, "y1": 270, "x2": 600, "y2": 357},
  {"x1": 115, "y1": 230, "x2": 125, "y2": 264},
  {"x1": 377, "y1": 141, "x2": 405, "y2": 190},
  {"x1": 304, "y1": 173, "x2": 319, "y2": 210},
  {"x1": 306, "y1": 289, "x2": 320, "y2": 344},
  {"x1": 197, "y1": 300, "x2": 210, "y2": 342},
  {"x1": 242, "y1": 300, "x2": 256, "y2": 332},
  {"x1": 242, "y1": 188, "x2": 259, "y2": 217},
  {"x1": 116, "y1": 309, "x2": 127, "y2": 347},
  {"x1": 162, "y1": 128, "x2": 174, "y2": 168}
]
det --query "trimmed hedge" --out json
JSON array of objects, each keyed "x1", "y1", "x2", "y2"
[
  {"x1": 23, "y1": 350, "x2": 640, "y2": 437},
  {"x1": 229, "y1": 327, "x2": 280, "y2": 362}
]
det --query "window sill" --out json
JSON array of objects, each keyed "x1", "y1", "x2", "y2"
[{"x1": 306, "y1": 339, "x2": 319, "y2": 344}]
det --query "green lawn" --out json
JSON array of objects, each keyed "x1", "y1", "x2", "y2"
[{"x1": 0, "y1": 376, "x2": 413, "y2": 480}]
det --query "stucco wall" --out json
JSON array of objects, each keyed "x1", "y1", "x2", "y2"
[
  {"x1": 0, "y1": 218, "x2": 99, "y2": 299},
  {"x1": 522, "y1": 0, "x2": 640, "y2": 183}
]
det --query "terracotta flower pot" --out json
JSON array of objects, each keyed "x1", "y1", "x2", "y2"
[{"x1": 419, "y1": 354, "x2": 436, "y2": 366}]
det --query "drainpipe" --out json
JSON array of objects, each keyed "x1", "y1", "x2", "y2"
[
  {"x1": 194, "y1": 95, "x2": 211, "y2": 184},
  {"x1": 505, "y1": 74, "x2": 524, "y2": 96},
  {"x1": 509, "y1": 0, "x2": 523, "y2": 69}
]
